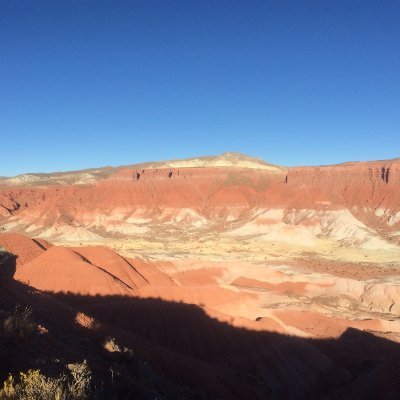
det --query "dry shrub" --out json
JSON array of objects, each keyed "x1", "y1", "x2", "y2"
[
  {"x1": 68, "y1": 361, "x2": 92, "y2": 399},
  {"x1": 103, "y1": 336, "x2": 121, "y2": 353},
  {"x1": 16, "y1": 370, "x2": 67, "y2": 400},
  {"x1": 0, "y1": 370, "x2": 67, "y2": 400},
  {"x1": 0, "y1": 362, "x2": 91, "y2": 400},
  {"x1": 0, "y1": 375, "x2": 16, "y2": 400},
  {"x1": 3, "y1": 306, "x2": 36, "y2": 341}
]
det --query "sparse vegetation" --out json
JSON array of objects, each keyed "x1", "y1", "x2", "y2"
[
  {"x1": 103, "y1": 336, "x2": 121, "y2": 353},
  {"x1": 0, "y1": 362, "x2": 92, "y2": 400},
  {"x1": 3, "y1": 306, "x2": 36, "y2": 341},
  {"x1": 67, "y1": 361, "x2": 92, "y2": 400},
  {"x1": 0, "y1": 370, "x2": 67, "y2": 400}
]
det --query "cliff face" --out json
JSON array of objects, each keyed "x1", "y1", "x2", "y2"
[
  {"x1": 287, "y1": 161, "x2": 400, "y2": 230},
  {"x1": 0, "y1": 159, "x2": 399, "y2": 245},
  {"x1": 0, "y1": 167, "x2": 285, "y2": 240},
  {"x1": 0, "y1": 167, "x2": 285, "y2": 216}
]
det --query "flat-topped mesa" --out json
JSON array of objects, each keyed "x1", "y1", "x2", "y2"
[
  {"x1": 287, "y1": 160, "x2": 400, "y2": 213},
  {"x1": 135, "y1": 152, "x2": 287, "y2": 172},
  {"x1": 97, "y1": 166, "x2": 287, "y2": 210},
  {"x1": 288, "y1": 160, "x2": 400, "y2": 184},
  {"x1": 0, "y1": 153, "x2": 286, "y2": 188},
  {"x1": 108, "y1": 166, "x2": 287, "y2": 183}
]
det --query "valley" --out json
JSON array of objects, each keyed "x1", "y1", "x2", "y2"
[{"x1": 1, "y1": 153, "x2": 400, "y2": 399}]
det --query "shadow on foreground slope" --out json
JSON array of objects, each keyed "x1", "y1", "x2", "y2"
[{"x1": 1, "y1": 252, "x2": 400, "y2": 400}]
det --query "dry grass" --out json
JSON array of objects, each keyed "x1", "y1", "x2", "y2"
[{"x1": 0, "y1": 362, "x2": 91, "y2": 400}]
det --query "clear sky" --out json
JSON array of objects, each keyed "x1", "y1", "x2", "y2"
[{"x1": 1, "y1": 1, "x2": 399, "y2": 176}]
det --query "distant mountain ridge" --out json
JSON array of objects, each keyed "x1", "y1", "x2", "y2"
[
  {"x1": 3, "y1": 152, "x2": 400, "y2": 188},
  {"x1": 0, "y1": 152, "x2": 285, "y2": 186}
]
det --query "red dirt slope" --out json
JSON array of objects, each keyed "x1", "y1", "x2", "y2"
[
  {"x1": 0, "y1": 233, "x2": 51, "y2": 267},
  {"x1": 14, "y1": 246, "x2": 135, "y2": 296},
  {"x1": 71, "y1": 246, "x2": 149, "y2": 290}
]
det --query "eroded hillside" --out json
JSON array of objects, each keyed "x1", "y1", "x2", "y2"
[{"x1": 1, "y1": 154, "x2": 400, "y2": 398}]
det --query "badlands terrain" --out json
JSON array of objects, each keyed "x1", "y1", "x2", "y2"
[{"x1": 1, "y1": 152, "x2": 400, "y2": 399}]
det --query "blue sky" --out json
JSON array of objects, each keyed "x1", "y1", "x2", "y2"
[{"x1": 1, "y1": 1, "x2": 399, "y2": 176}]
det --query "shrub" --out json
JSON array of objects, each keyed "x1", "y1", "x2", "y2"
[
  {"x1": 0, "y1": 375, "x2": 17, "y2": 399},
  {"x1": 0, "y1": 362, "x2": 92, "y2": 400},
  {"x1": 68, "y1": 361, "x2": 92, "y2": 399},
  {"x1": 3, "y1": 306, "x2": 36, "y2": 341},
  {"x1": 0, "y1": 370, "x2": 67, "y2": 400},
  {"x1": 16, "y1": 370, "x2": 67, "y2": 400}
]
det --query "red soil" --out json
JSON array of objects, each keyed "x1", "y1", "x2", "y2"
[
  {"x1": 0, "y1": 233, "x2": 48, "y2": 267},
  {"x1": 271, "y1": 309, "x2": 383, "y2": 338},
  {"x1": 232, "y1": 276, "x2": 308, "y2": 295},
  {"x1": 14, "y1": 246, "x2": 135, "y2": 296},
  {"x1": 71, "y1": 246, "x2": 149, "y2": 289},
  {"x1": 1, "y1": 160, "x2": 399, "y2": 239},
  {"x1": 0, "y1": 232, "x2": 174, "y2": 297},
  {"x1": 293, "y1": 256, "x2": 400, "y2": 280}
]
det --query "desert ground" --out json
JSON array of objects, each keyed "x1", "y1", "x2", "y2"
[{"x1": 1, "y1": 153, "x2": 400, "y2": 399}]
